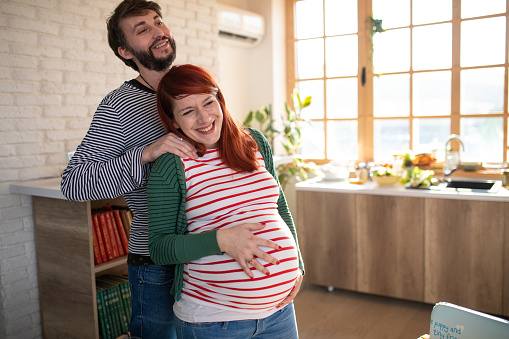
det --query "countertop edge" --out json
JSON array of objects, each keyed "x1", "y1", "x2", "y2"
[
  {"x1": 9, "y1": 177, "x2": 66, "y2": 200},
  {"x1": 295, "y1": 179, "x2": 509, "y2": 202}
]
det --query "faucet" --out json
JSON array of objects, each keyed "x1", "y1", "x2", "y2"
[{"x1": 444, "y1": 134, "x2": 465, "y2": 178}]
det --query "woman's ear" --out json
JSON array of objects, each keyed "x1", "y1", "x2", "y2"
[{"x1": 172, "y1": 120, "x2": 180, "y2": 129}]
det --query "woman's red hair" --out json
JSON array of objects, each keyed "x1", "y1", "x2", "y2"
[{"x1": 156, "y1": 64, "x2": 259, "y2": 172}]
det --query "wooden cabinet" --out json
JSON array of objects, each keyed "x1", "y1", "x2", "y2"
[
  {"x1": 356, "y1": 195, "x2": 424, "y2": 301},
  {"x1": 424, "y1": 198, "x2": 505, "y2": 315},
  {"x1": 32, "y1": 195, "x2": 127, "y2": 339},
  {"x1": 296, "y1": 188, "x2": 508, "y2": 317},
  {"x1": 296, "y1": 191, "x2": 356, "y2": 291}
]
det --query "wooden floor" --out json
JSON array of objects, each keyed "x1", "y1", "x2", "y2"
[{"x1": 294, "y1": 284, "x2": 433, "y2": 339}]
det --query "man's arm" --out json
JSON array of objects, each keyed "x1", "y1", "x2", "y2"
[{"x1": 61, "y1": 104, "x2": 149, "y2": 201}]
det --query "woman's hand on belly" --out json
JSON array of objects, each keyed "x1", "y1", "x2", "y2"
[
  {"x1": 216, "y1": 222, "x2": 281, "y2": 279},
  {"x1": 276, "y1": 269, "x2": 303, "y2": 309}
]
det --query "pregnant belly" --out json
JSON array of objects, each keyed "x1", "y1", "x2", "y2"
[{"x1": 182, "y1": 221, "x2": 299, "y2": 311}]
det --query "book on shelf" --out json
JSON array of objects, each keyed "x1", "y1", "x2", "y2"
[
  {"x1": 96, "y1": 274, "x2": 131, "y2": 339},
  {"x1": 97, "y1": 212, "x2": 116, "y2": 261},
  {"x1": 99, "y1": 275, "x2": 129, "y2": 333},
  {"x1": 112, "y1": 209, "x2": 129, "y2": 254},
  {"x1": 96, "y1": 288, "x2": 112, "y2": 339},
  {"x1": 104, "y1": 211, "x2": 121, "y2": 258},
  {"x1": 91, "y1": 222, "x2": 102, "y2": 265},
  {"x1": 92, "y1": 206, "x2": 132, "y2": 265},
  {"x1": 118, "y1": 209, "x2": 131, "y2": 240},
  {"x1": 92, "y1": 214, "x2": 108, "y2": 263}
]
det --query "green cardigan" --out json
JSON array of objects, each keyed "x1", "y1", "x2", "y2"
[{"x1": 147, "y1": 128, "x2": 304, "y2": 300}]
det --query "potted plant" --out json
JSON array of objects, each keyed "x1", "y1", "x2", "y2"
[{"x1": 243, "y1": 90, "x2": 315, "y2": 189}]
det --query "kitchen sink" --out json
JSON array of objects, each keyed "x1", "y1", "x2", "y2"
[{"x1": 434, "y1": 179, "x2": 502, "y2": 193}]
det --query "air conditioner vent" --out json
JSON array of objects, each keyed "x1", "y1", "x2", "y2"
[{"x1": 217, "y1": 4, "x2": 264, "y2": 47}]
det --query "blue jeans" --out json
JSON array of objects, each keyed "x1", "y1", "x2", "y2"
[
  {"x1": 174, "y1": 302, "x2": 298, "y2": 339},
  {"x1": 128, "y1": 263, "x2": 177, "y2": 339}
]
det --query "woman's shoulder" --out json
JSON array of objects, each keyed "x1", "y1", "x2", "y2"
[
  {"x1": 244, "y1": 127, "x2": 268, "y2": 146},
  {"x1": 152, "y1": 152, "x2": 182, "y2": 174}
]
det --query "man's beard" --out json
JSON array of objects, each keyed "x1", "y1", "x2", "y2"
[{"x1": 128, "y1": 36, "x2": 177, "y2": 72}]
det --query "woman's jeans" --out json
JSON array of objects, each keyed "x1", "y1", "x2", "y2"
[
  {"x1": 174, "y1": 302, "x2": 299, "y2": 339},
  {"x1": 128, "y1": 263, "x2": 177, "y2": 339}
]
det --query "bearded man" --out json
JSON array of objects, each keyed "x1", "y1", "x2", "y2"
[{"x1": 61, "y1": 1, "x2": 196, "y2": 337}]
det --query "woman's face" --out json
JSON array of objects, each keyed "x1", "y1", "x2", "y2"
[{"x1": 172, "y1": 93, "x2": 223, "y2": 149}]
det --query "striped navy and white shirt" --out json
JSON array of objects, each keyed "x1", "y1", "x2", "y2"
[{"x1": 61, "y1": 80, "x2": 166, "y2": 256}]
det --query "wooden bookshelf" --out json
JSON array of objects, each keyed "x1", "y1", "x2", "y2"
[{"x1": 10, "y1": 178, "x2": 129, "y2": 339}]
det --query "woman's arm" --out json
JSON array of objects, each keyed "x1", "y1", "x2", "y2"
[{"x1": 147, "y1": 153, "x2": 222, "y2": 265}]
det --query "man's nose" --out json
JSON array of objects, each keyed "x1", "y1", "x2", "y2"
[{"x1": 152, "y1": 25, "x2": 164, "y2": 39}]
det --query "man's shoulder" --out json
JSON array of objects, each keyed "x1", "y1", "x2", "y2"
[{"x1": 101, "y1": 81, "x2": 154, "y2": 106}]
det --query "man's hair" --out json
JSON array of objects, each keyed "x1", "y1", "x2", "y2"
[{"x1": 107, "y1": 0, "x2": 163, "y2": 72}]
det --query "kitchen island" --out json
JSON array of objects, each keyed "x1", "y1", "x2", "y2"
[{"x1": 295, "y1": 178, "x2": 509, "y2": 317}]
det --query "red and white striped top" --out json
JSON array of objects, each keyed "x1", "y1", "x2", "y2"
[{"x1": 173, "y1": 148, "x2": 299, "y2": 323}]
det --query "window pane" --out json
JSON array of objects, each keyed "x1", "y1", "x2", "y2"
[
  {"x1": 374, "y1": 119, "x2": 410, "y2": 161},
  {"x1": 413, "y1": 0, "x2": 452, "y2": 25},
  {"x1": 461, "y1": 117, "x2": 503, "y2": 162},
  {"x1": 413, "y1": 23, "x2": 452, "y2": 71},
  {"x1": 373, "y1": 0, "x2": 410, "y2": 29},
  {"x1": 300, "y1": 121, "x2": 325, "y2": 159},
  {"x1": 374, "y1": 74, "x2": 410, "y2": 117},
  {"x1": 413, "y1": 118, "x2": 451, "y2": 154},
  {"x1": 461, "y1": 0, "x2": 506, "y2": 19},
  {"x1": 296, "y1": 39, "x2": 324, "y2": 79},
  {"x1": 327, "y1": 78, "x2": 358, "y2": 119},
  {"x1": 325, "y1": 0, "x2": 357, "y2": 35},
  {"x1": 461, "y1": 67, "x2": 504, "y2": 114},
  {"x1": 327, "y1": 120, "x2": 358, "y2": 160},
  {"x1": 326, "y1": 35, "x2": 358, "y2": 77},
  {"x1": 373, "y1": 28, "x2": 410, "y2": 73},
  {"x1": 413, "y1": 71, "x2": 451, "y2": 116},
  {"x1": 298, "y1": 80, "x2": 324, "y2": 119},
  {"x1": 461, "y1": 17, "x2": 506, "y2": 67},
  {"x1": 295, "y1": 0, "x2": 323, "y2": 39}
]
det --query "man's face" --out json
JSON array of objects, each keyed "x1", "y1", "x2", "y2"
[{"x1": 119, "y1": 10, "x2": 176, "y2": 72}]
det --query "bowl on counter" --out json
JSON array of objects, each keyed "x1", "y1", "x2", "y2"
[
  {"x1": 372, "y1": 175, "x2": 400, "y2": 186},
  {"x1": 460, "y1": 162, "x2": 481, "y2": 171},
  {"x1": 319, "y1": 163, "x2": 349, "y2": 181}
]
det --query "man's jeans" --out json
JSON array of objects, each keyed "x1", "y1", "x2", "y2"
[
  {"x1": 174, "y1": 302, "x2": 299, "y2": 339},
  {"x1": 128, "y1": 263, "x2": 177, "y2": 339}
]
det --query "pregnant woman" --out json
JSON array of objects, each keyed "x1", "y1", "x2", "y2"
[{"x1": 147, "y1": 64, "x2": 304, "y2": 339}]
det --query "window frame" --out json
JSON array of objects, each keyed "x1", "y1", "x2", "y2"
[{"x1": 286, "y1": 0, "x2": 509, "y2": 165}]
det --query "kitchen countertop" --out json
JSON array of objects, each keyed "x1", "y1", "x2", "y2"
[
  {"x1": 296, "y1": 177, "x2": 509, "y2": 202},
  {"x1": 11, "y1": 176, "x2": 509, "y2": 202},
  {"x1": 10, "y1": 177, "x2": 66, "y2": 200}
]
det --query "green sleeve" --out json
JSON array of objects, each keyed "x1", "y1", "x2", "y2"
[
  {"x1": 147, "y1": 152, "x2": 222, "y2": 266},
  {"x1": 247, "y1": 128, "x2": 305, "y2": 274}
]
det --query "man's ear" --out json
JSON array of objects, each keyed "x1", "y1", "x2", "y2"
[{"x1": 118, "y1": 46, "x2": 133, "y2": 60}]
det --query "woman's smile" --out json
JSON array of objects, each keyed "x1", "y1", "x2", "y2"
[{"x1": 172, "y1": 94, "x2": 223, "y2": 149}]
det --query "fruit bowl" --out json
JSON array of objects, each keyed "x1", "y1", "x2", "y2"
[{"x1": 373, "y1": 175, "x2": 400, "y2": 186}]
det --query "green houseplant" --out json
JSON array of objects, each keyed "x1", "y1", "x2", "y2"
[{"x1": 243, "y1": 90, "x2": 315, "y2": 189}]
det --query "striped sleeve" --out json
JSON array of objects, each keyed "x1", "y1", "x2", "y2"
[
  {"x1": 147, "y1": 152, "x2": 222, "y2": 266},
  {"x1": 61, "y1": 105, "x2": 148, "y2": 201}
]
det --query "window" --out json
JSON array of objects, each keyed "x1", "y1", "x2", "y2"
[{"x1": 287, "y1": 0, "x2": 508, "y2": 164}]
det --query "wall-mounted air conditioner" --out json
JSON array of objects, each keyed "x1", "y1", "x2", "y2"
[{"x1": 217, "y1": 4, "x2": 265, "y2": 47}]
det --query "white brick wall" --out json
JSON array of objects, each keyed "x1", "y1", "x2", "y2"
[{"x1": 0, "y1": 0, "x2": 219, "y2": 337}]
